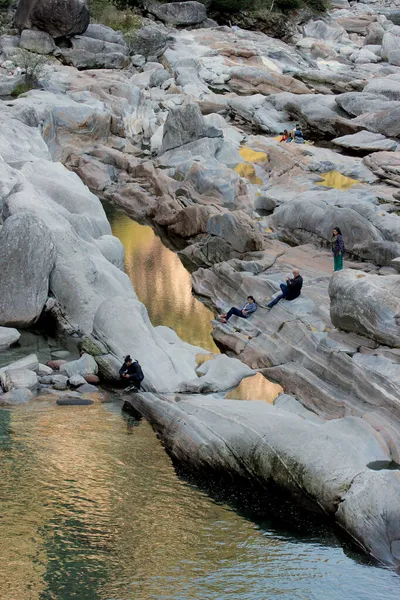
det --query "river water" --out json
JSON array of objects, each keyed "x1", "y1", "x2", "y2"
[{"x1": 1, "y1": 209, "x2": 400, "y2": 599}]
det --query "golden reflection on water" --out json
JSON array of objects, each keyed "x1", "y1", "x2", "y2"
[
  {"x1": 0, "y1": 400, "x2": 288, "y2": 599},
  {"x1": 109, "y1": 213, "x2": 218, "y2": 353},
  {"x1": 226, "y1": 372, "x2": 283, "y2": 403},
  {"x1": 234, "y1": 147, "x2": 268, "y2": 185},
  {"x1": 2, "y1": 400, "x2": 386, "y2": 600},
  {"x1": 317, "y1": 170, "x2": 359, "y2": 190}
]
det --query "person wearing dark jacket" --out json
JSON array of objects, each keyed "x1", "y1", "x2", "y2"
[
  {"x1": 267, "y1": 269, "x2": 303, "y2": 309},
  {"x1": 119, "y1": 355, "x2": 144, "y2": 391},
  {"x1": 332, "y1": 227, "x2": 345, "y2": 271},
  {"x1": 219, "y1": 296, "x2": 257, "y2": 323}
]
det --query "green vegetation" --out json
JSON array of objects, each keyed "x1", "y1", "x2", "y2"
[
  {"x1": 209, "y1": 0, "x2": 329, "y2": 13},
  {"x1": 88, "y1": 0, "x2": 141, "y2": 32},
  {"x1": 12, "y1": 49, "x2": 47, "y2": 88},
  {"x1": 11, "y1": 82, "x2": 34, "y2": 97}
]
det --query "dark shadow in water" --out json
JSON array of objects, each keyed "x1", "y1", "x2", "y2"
[
  {"x1": 122, "y1": 406, "x2": 384, "y2": 572},
  {"x1": 173, "y1": 465, "x2": 379, "y2": 569}
]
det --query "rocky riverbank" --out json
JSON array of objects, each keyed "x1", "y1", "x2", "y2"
[{"x1": 1, "y1": 0, "x2": 400, "y2": 568}]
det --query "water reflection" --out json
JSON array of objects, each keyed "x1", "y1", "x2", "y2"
[
  {"x1": 234, "y1": 147, "x2": 268, "y2": 185},
  {"x1": 317, "y1": 170, "x2": 359, "y2": 190},
  {"x1": 226, "y1": 372, "x2": 283, "y2": 403},
  {"x1": 109, "y1": 211, "x2": 218, "y2": 353},
  {"x1": 1, "y1": 401, "x2": 399, "y2": 600}
]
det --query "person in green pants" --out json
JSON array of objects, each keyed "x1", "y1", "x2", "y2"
[{"x1": 332, "y1": 227, "x2": 345, "y2": 271}]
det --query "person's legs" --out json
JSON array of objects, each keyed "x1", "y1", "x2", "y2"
[
  {"x1": 226, "y1": 307, "x2": 244, "y2": 320},
  {"x1": 334, "y1": 254, "x2": 343, "y2": 271},
  {"x1": 267, "y1": 284, "x2": 288, "y2": 309},
  {"x1": 125, "y1": 376, "x2": 141, "y2": 392}
]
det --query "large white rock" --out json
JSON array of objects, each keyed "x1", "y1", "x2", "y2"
[
  {"x1": 59, "y1": 353, "x2": 98, "y2": 377},
  {"x1": 0, "y1": 353, "x2": 39, "y2": 375},
  {"x1": 0, "y1": 368, "x2": 38, "y2": 391},
  {"x1": 0, "y1": 212, "x2": 56, "y2": 328},
  {"x1": 329, "y1": 270, "x2": 400, "y2": 348},
  {"x1": 0, "y1": 327, "x2": 21, "y2": 350},
  {"x1": 178, "y1": 354, "x2": 255, "y2": 393},
  {"x1": 128, "y1": 392, "x2": 400, "y2": 568},
  {"x1": 332, "y1": 131, "x2": 398, "y2": 152},
  {"x1": 91, "y1": 296, "x2": 201, "y2": 392}
]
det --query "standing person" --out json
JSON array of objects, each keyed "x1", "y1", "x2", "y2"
[
  {"x1": 119, "y1": 355, "x2": 144, "y2": 392},
  {"x1": 219, "y1": 296, "x2": 257, "y2": 323},
  {"x1": 332, "y1": 227, "x2": 345, "y2": 271},
  {"x1": 266, "y1": 269, "x2": 303, "y2": 310}
]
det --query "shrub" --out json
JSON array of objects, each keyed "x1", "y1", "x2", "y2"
[
  {"x1": 12, "y1": 49, "x2": 47, "y2": 88},
  {"x1": 11, "y1": 82, "x2": 34, "y2": 97},
  {"x1": 89, "y1": 0, "x2": 141, "y2": 32}
]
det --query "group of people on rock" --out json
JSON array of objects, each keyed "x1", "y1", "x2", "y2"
[
  {"x1": 279, "y1": 125, "x2": 307, "y2": 144},
  {"x1": 120, "y1": 229, "x2": 346, "y2": 392},
  {"x1": 219, "y1": 228, "x2": 345, "y2": 322}
]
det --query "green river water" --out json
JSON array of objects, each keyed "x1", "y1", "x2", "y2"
[{"x1": 1, "y1": 209, "x2": 400, "y2": 599}]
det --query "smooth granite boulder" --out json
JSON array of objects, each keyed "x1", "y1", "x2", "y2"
[
  {"x1": 0, "y1": 213, "x2": 56, "y2": 328},
  {"x1": 59, "y1": 353, "x2": 98, "y2": 378},
  {"x1": 332, "y1": 131, "x2": 398, "y2": 153},
  {"x1": 127, "y1": 392, "x2": 400, "y2": 568},
  {"x1": 91, "y1": 296, "x2": 202, "y2": 392},
  {"x1": 0, "y1": 388, "x2": 34, "y2": 405},
  {"x1": 271, "y1": 188, "x2": 400, "y2": 265},
  {"x1": 149, "y1": 1, "x2": 207, "y2": 26},
  {"x1": 14, "y1": 0, "x2": 89, "y2": 38},
  {"x1": 0, "y1": 368, "x2": 38, "y2": 391},
  {"x1": 19, "y1": 29, "x2": 56, "y2": 54},
  {"x1": 329, "y1": 270, "x2": 400, "y2": 348},
  {"x1": 0, "y1": 327, "x2": 21, "y2": 350},
  {"x1": 127, "y1": 25, "x2": 167, "y2": 60},
  {"x1": 206, "y1": 211, "x2": 267, "y2": 253},
  {"x1": 177, "y1": 354, "x2": 254, "y2": 393},
  {"x1": 159, "y1": 103, "x2": 222, "y2": 154}
]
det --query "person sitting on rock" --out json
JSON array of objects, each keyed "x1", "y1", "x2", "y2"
[
  {"x1": 119, "y1": 355, "x2": 144, "y2": 392},
  {"x1": 279, "y1": 129, "x2": 289, "y2": 142},
  {"x1": 219, "y1": 296, "x2": 257, "y2": 323},
  {"x1": 266, "y1": 269, "x2": 303, "y2": 310},
  {"x1": 290, "y1": 124, "x2": 306, "y2": 144},
  {"x1": 332, "y1": 226, "x2": 345, "y2": 271}
]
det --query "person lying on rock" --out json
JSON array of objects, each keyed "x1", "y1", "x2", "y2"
[
  {"x1": 266, "y1": 269, "x2": 303, "y2": 310},
  {"x1": 219, "y1": 296, "x2": 257, "y2": 323},
  {"x1": 119, "y1": 355, "x2": 144, "y2": 392},
  {"x1": 332, "y1": 227, "x2": 345, "y2": 271}
]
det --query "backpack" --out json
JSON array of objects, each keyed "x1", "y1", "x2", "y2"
[{"x1": 134, "y1": 360, "x2": 144, "y2": 382}]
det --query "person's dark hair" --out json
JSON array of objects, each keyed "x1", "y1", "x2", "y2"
[
  {"x1": 333, "y1": 227, "x2": 342, "y2": 235},
  {"x1": 247, "y1": 295, "x2": 255, "y2": 302},
  {"x1": 124, "y1": 355, "x2": 132, "y2": 363},
  {"x1": 283, "y1": 129, "x2": 288, "y2": 134},
  {"x1": 296, "y1": 124, "x2": 300, "y2": 128}
]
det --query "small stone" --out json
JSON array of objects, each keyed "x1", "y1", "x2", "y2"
[
  {"x1": 84, "y1": 374, "x2": 100, "y2": 384},
  {"x1": 53, "y1": 381, "x2": 68, "y2": 391},
  {"x1": 56, "y1": 397, "x2": 94, "y2": 406},
  {"x1": 77, "y1": 383, "x2": 98, "y2": 393},
  {"x1": 51, "y1": 350, "x2": 71, "y2": 359},
  {"x1": 39, "y1": 375, "x2": 55, "y2": 384},
  {"x1": 0, "y1": 388, "x2": 34, "y2": 405},
  {"x1": 37, "y1": 363, "x2": 53, "y2": 376},
  {"x1": 69, "y1": 374, "x2": 86, "y2": 387},
  {"x1": 46, "y1": 359, "x2": 67, "y2": 370}
]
